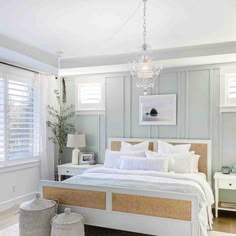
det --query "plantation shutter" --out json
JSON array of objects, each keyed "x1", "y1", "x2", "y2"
[
  {"x1": 0, "y1": 75, "x2": 4, "y2": 161},
  {"x1": 80, "y1": 84, "x2": 101, "y2": 104},
  {"x1": 7, "y1": 74, "x2": 40, "y2": 160},
  {"x1": 228, "y1": 75, "x2": 236, "y2": 98}
]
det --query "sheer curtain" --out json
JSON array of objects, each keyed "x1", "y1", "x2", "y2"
[{"x1": 39, "y1": 74, "x2": 56, "y2": 180}]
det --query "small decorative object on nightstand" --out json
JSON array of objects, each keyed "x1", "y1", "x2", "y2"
[
  {"x1": 214, "y1": 172, "x2": 236, "y2": 218},
  {"x1": 79, "y1": 152, "x2": 95, "y2": 165},
  {"x1": 67, "y1": 134, "x2": 86, "y2": 165},
  {"x1": 57, "y1": 163, "x2": 103, "y2": 181}
]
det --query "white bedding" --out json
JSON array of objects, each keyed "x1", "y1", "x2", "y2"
[{"x1": 64, "y1": 167, "x2": 214, "y2": 236}]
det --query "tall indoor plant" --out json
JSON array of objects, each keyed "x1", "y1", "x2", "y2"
[{"x1": 47, "y1": 90, "x2": 75, "y2": 165}]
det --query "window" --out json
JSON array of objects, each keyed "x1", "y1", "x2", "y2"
[
  {"x1": 0, "y1": 65, "x2": 40, "y2": 163},
  {"x1": 220, "y1": 67, "x2": 236, "y2": 112},
  {"x1": 80, "y1": 83, "x2": 102, "y2": 105},
  {"x1": 76, "y1": 77, "x2": 105, "y2": 112},
  {"x1": 225, "y1": 74, "x2": 236, "y2": 104}
]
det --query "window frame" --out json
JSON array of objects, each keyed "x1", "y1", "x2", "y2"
[
  {"x1": 220, "y1": 66, "x2": 236, "y2": 113},
  {"x1": 75, "y1": 76, "x2": 105, "y2": 113},
  {"x1": 0, "y1": 64, "x2": 40, "y2": 167}
]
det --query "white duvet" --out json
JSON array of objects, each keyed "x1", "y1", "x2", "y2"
[{"x1": 64, "y1": 167, "x2": 214, "y2": 236}]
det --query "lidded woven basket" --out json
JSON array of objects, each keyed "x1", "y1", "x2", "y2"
[
  {"x1": 51, "y1": 208, "x2": 85, "y2": 236},
  {"x1": 19, "y1": 193, "x2": 57, "y2": 236}
]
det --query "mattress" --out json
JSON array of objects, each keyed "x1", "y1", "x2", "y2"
[{"x1": 64, "y1": 167, "x2": 214, "y2": 236}]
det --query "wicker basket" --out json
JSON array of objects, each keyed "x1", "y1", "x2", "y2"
[
  {"x1": 51, "y1": 208, "x2": 84, "y2": 236},
  {"x1": 19, "y1": 193, "x2": 57, "y2": 236}
]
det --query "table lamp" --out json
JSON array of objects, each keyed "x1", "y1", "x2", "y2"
[{"x1": 67, "y1": 134, "x2": 86, "y2": 165}]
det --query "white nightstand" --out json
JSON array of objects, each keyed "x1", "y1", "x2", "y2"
[
  {"x1": 214, "y1": 172, "x2": 236, "y2": 217},
  {"x1": 58, "y1": 163, "x2": 103, "y2": 181}
]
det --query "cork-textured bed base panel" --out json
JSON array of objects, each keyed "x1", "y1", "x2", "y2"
[
  {"x1": 43, "y1": 186, "x2": 106, "y2": 210},
  {"x1": 112, "y1": 193, "x2": 192, "y2": 221},
  {"x1": 111, "y1": 141, "x2": 154, "y2": 151}
]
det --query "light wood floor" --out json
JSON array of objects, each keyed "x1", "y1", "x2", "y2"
[{"x1": 213, "y1": 211, "x2": 236, "y2": 234}]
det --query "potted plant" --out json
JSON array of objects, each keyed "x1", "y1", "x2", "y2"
[{"x1": 47, "y1": 90, "x2": 75, "y2": 166}]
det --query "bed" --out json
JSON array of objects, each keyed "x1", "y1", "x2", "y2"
[{"x1": 40, "y1": 138, "x2": 214, "y2": 236}]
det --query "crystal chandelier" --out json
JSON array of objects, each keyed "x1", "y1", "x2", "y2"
[{"x1": 129, "y1": 0, "x2": 162, "y2": 95}]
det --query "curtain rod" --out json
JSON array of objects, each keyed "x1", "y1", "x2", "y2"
[{"x1": 0, "y1": 61, "x2": 40, "y2": 74}]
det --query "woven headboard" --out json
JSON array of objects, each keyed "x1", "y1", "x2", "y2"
[{"x1": 108, "y1": 138, "x2": 212, "y2": 183}]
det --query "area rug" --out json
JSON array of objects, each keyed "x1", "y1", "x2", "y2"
[{"x1": 0, "y1": 224, "x2": 235, "y2": 236}]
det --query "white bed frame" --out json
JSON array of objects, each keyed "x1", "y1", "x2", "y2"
[{"x1": 40, "y1": 138, "x2": 212, "y2": 236}]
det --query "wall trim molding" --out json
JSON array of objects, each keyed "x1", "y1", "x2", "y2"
[
  {"x1": 61, "y1": 41, "x2": 236, "y2": 69},
  {"x1": 0, "y1": 192, "x2": 36, "y2": 212},
  {"x1": 0, "y1": 160, "x2": 40, "y2": 175}
]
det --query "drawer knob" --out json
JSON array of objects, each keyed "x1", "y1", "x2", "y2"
[
  {"x1": 66, "y1": 170, "x2": 69, "y2": 173},
  {"x1": 229, "y1": 183, "x2": 232, "y2": 186}
]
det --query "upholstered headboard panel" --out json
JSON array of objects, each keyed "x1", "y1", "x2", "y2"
[{"x1": 108, "y1": 138, "x2": 212, "y2": 183}]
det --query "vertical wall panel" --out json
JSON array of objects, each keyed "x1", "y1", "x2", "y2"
[
  {"x1": 124, "y1": 76, "x2": 131, "y2": 138},
  {"x1": 81, "y1": 115, "x2": 100, "y2": 154},
  {"x1": 179, "y1": 72, "x2": 186, "y2": 138},
  {"x1": 158, "y1": 72, "x2": 178, "y2": 138},
  {"x1": 222, "y1": 113, "x2": 236, "y2": 166},
  {"x1": 106, "y1": 76, "x2": 124, "y2": 138},
  {"x1": 187, "y1": 70, "x2": 210, "y2": 139},
  {"x1": 211, "y1": 69, "x2": 220, "y2": 172},
  {"x1": 131, "y1": 78, "x2": 150, "y2": 138}
]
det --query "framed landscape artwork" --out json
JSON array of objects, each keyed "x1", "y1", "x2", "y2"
[{"x1": 139, "y1": 94, "x2": 176, "y2": 125}]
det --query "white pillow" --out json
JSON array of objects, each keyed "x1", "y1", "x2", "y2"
[
  {"x1": 158, "y1": 140, "x2": 191, "y2": 154},
  {"x1": 192, "y1": 155, "x2": 200, "y2": 173},
  {"x1": 104, "y1": 150, "x2": 122, "y2": 169},
  {"x1": 173, "y1": 155, "x2": 192, "y2": 173},
  {"x1": 168, "y1": 152, "x2": 198, "y2": 173},
  {"x1": 104, "y1": 149, "x2": 146, "y2": 169},
  {"x1": 120, "y1": 141, "x2": 149, "y2": 152},
  {"x1": 145, "y1": 150, "x2": 166, "y2": 158},
  {"x1": 120, "y1": 156, "x2": 168, "y2": 172}
]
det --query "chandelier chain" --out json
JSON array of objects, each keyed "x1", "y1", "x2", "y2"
[{"x1": 143, "y1": 0, "x2": 147, "y2": 48}]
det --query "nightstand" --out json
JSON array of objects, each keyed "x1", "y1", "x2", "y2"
[
  {"x1": 57, "y1": 163, "x2": 103, "y2": 181},
  {"x1": 214, "y1": 172, "x2": 236, "y2": 217}
]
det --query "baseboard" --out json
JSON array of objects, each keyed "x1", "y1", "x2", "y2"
[{"x1": 0, "y1": 192, "x2": 36, "y2": 213}]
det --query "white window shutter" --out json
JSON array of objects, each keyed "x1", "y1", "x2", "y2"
[
  {"x1": 76, "y1": 78, "x2": 105, "y2": 112},
  {"x1": 7, "y1": 78, "x2": 40, "y2": 160},
  {"x1": 0, "y1": 77, "x2": 4, "y2": 161},
  {"x1": 227, "y1": 75, "x2": 236, "y2": 98}
]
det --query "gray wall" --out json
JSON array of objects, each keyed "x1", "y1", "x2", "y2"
[{"x1": 63, "y1": 64, "x2": 236, "y2": 188}]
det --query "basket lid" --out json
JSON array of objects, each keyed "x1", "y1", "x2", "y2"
[
  {"x1": 20, "y1": 193, "x2": 56, "y2": 211},
  {"x1": 52, "y1": 208, "x2": 83, "y2": 225}
]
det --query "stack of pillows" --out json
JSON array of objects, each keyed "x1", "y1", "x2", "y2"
[{"x1": 104, "y1": 140, "x2": 200, "y2": 173}]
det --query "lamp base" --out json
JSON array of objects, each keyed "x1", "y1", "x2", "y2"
[{"x1": 72, "y1": 148, "x2": 80, "y2": 165}]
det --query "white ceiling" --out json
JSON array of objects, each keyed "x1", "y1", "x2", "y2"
[{"x1": 0, "y1": 0, "x2": 236, "y2": 59}]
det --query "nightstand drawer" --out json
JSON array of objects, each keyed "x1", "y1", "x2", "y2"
[
  {"x1": 60, "y1": 168, "x2": 84, "y2": 176},
  {"x1": 219, "y1": 179, "x2": 236, "y2": 190}
]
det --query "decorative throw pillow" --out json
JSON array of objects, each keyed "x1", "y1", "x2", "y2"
[
  {"x1": 158, "y1": 140, "x2": 191, "y2": 154},
  {"x1": 191, "y1": 154, "x2": 200, "y2": 173},
  {"x1": 120, "y1": 141, "x2": 149, "y2": 152},
  {"x1": 104, "y1": 149, "x2": 146, "y2": 169},
  {"x1": 168, "y1": 152, "x2": 197, "y2": 173},
  {"x1": 120, "y1": 156, "x2": 168, "y2": 172},
  {"x1": 145, "y1": 150, "x2": 166, "y2": 158}
]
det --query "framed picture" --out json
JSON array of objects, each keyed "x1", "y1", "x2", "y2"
[
  {"x1": 139, "y1": 94, "x2": 176, "y2": 125},
  {"x1": 79, "y1": 152, "x2": 96, "y2": 165}
]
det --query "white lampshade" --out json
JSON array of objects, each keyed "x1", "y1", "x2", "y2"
[{"x1": 67, "y1": 134, "x2": 86, "y2": 148}]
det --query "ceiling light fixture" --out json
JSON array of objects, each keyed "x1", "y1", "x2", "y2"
[{"x1": 129, "y1": 0, "x2": 162, "y2": 95}]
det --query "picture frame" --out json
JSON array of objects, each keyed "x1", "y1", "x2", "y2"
[
  {"x1": 79, "y1": 152, "x2": 96, "y2": 165},
  {"x1": 139, "y1": 94, "x2": 176, "y2": 125}
]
